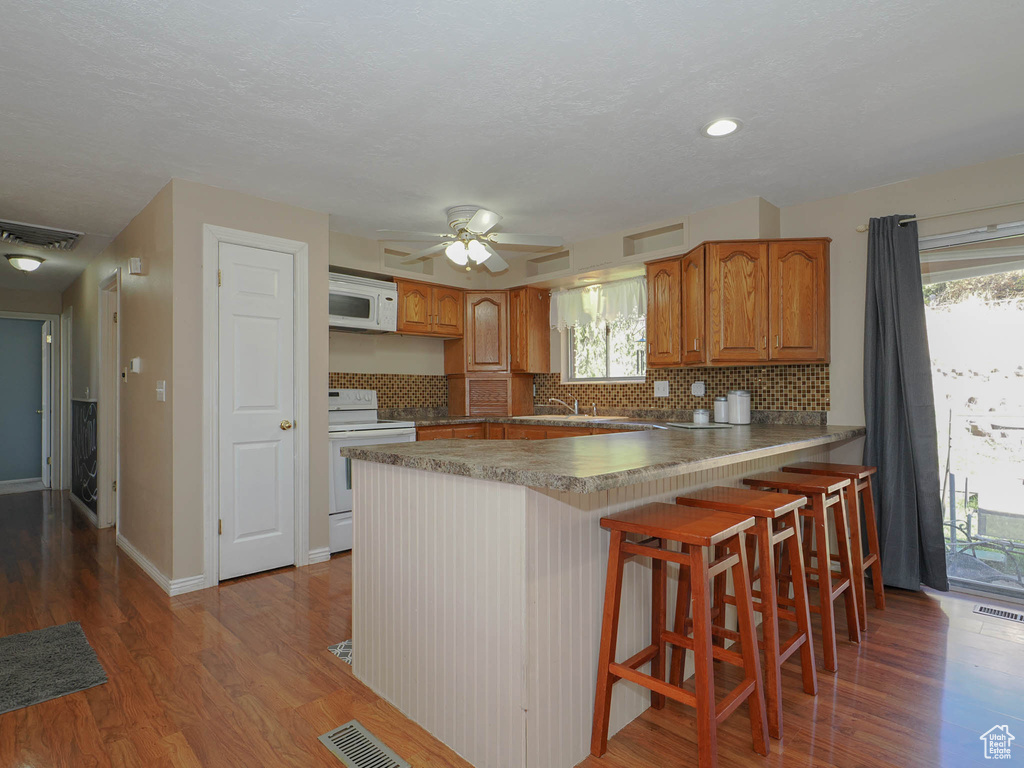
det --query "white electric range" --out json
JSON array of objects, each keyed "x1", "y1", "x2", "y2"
[{"x1": 328, "y1": 389, "x2": 416, "y2": 552}]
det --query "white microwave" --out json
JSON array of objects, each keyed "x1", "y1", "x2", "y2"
[{"x1": 328, "y1": 274, "x2": 398, "y2": 333}]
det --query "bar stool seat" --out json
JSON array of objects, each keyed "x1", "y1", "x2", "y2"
[
  {"x1": 592, "y1": 502, "x2": 769, "y2": 767},
  {"x1": 673, "y1": 487, "x2": 817, "y2": 740},
  {"x1": 783, "y1": 462, "x2": 885, "y2": 630},
  {"x1": 743, "y1": 472, "x2": 860, "y2": 673}
]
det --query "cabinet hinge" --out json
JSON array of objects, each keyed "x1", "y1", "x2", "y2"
[
  {"x1": 218, "y1": 519, "x2": 223, "y2": 535},
  {"x1": 218, "y1": 269, "x2": 222, "y2": 287},
  {"x1": 113, "y1": 311, "x2": 118, "y2": 324},
  {"x1": 46, "y1": 456, "x2": 51, "y2": 465}
]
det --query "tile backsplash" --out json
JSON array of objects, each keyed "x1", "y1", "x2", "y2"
[
  {"x1": 329, "y1": 363, "x2": 829, "y2": 414},
  {"x1": 533, "y1": 364, "x2": 829, "y2": 412},
  {"x1": 328, "y1": 372, "x2": 447, "y2": 409}
]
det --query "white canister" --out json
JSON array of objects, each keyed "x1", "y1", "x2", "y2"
[
  {"x1": 728, "y1": 390, "x2": 751, "y2": 424},
  {"x1": 713, "y1": 396, "x2": 729, "y2": 423},
  {"x1": 693, "y1": 408, "x2": 710, "y2": 425}
]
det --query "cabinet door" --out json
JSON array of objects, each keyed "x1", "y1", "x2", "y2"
[
  {"x1": 466, "y1": 292, "x2": 509, "y2": 372},
  {"x1": 680, "y1": 247, "x2": 705, "y2": 365},
  {"x1": 546, "y1": 426, "x2": 592, "y2": 438},
  {"x1": 396, "y1": 280, "x2": 433, "y2": 335},
  {"x1": 433, "y1": 286, "x2": 464, "y2": 337},
  {"x1": 707, "y1": 242, "x2": 769, "y2": 363},
  {"x1": 416, "y1": 425, "x2": 454, "y2": 440},
  {"x1": 645, "y1": 259, "x2": 682, "y2": 366},
  {"x1": 509, "y1": 288, "x2": 527, "y2": 372},
  {"x1": 769, "y1": 241, "x2": 829, "y2": 361}
]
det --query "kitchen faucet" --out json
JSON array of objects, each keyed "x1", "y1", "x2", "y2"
[{"x1": 549, "y1": 397, "x2": 578, "y2": 415}]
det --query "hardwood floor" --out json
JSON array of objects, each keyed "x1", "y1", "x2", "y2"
[{"x1": 2, "y1": 489, "x2": 1023, "y2": 767}]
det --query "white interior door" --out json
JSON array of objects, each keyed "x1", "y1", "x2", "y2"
[
  {"x1": 40, "y1": 320, "x2": 52, "y2": 487},
  {"x1": 218, "y1": 242, "x2": 296, "y2": 580}
]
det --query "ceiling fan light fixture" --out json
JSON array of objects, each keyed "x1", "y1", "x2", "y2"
[
  {"x1": 445, "y1": 241, "x2": 469, "y2": 265},
  {"x1": 466, "y1": 239, "x2": 489, "y2": 263},
  {"x1": 6, "y1": 253, "x2": 45, "y2": 272}
]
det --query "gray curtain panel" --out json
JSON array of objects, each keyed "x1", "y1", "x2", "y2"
[{"x1": 863, "y1": 214, "x2": 949, "y2": 591}]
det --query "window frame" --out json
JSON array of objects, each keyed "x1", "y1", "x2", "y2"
[{"x1": 561, "y1": 323, "x2": 647, "y2": 384}]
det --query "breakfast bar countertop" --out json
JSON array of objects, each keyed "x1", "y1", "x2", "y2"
[{"x1": 340, "y1": 423, "x2": 865, "y2": 493}]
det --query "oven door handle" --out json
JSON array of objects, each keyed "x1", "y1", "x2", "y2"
[{"x1": 331, "y1": 427, "x2": 417, "y2": 440}]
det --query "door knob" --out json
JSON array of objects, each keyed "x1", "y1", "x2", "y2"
[
  {"x1": 36, "y1": 409, "x2": 43, "y2": 414},
  {"x1": 280, "y1": 420, "x2": 293, "y2": 430}
]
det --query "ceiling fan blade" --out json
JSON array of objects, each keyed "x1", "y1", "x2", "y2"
[
  {"x1": 488, "y1": 233, "x2": 563, "y2": 247},
  {"x1": 377, "y1": 230, "x2": 453, "y2": 242},
  {"x1": 402, "y1": 241, "x2": 450, "y2": 261},
  {"x1": 480, "y1": 242, "x2": 509, "y2": 272},
  {"x1": 466, "y1": 209, "x2": 502, "y2": 234}
]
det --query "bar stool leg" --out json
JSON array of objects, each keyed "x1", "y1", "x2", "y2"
[
  {"x1": 669, "y1": 561, "x2": 691, "y2": 687},
  {"x1": 591, "y1": 530, "x2": 626, "y2": 757},
  {"x1": 711, "y1": 544, "x2": 727, "y2": 649},
  {"x1": 729, "y1": 533, "x2": 769, "y2": 757},
  {"x1": 862, "y1": 479, "x2": 886, "y2": 609},
  {"x1": 782, "y1": 510, "x2": 817, "y2": 696},
  {"x1": 753, "y1": 519, "x2": 783, "y2": 740},
  {"x1": 651, "y1": 542, "x2": 667, "y2": 710},
  {"x1": 832, "y1": 494, "x2": 862, "y2": 646},
  {"x1": 809, "y1": 494, "x2": 839, "y2": 673},
  {"x1": 690, "y1": 545, "x2": 719, "y2": 768},
  {"x1": 844, "y1": 482, "x2": 869, "y2": 632}
]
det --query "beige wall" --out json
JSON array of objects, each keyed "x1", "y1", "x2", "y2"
[
  {"x1": 780, "y1": 152, "x2": 1024, "y2": 431},
  {"x1": 171, "y1": 179, "x2": 330, "y2": 579},
  {"x1": 0, "y1": 288, "x2": 62, "y2": 315},
  {"x1": 329, "y1": 332, "x2": 445, "y2": 375},
  {"x1": 62, "y1": 182, "x2": 176, "y2": 573}
]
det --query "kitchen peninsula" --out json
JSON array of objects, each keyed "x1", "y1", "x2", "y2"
[{"x1": 342, "y1": 422, "x2": 864, "y2": 768}]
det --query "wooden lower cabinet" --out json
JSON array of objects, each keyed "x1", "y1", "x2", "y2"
[
  {"x1": 505, "y1": 424, "x2": 548, "y2": 440},
  {"x1": 418, "y1": 422, "x2": 632, "y2": 440}
]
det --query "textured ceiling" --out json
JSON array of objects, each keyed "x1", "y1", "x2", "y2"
[{"x1": 2, "y1": 0, "x2": 1024, "y2": 291}]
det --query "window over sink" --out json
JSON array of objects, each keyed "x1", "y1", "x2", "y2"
[{"x1": 567, "y1": 316, "x2": 647, "y2": 382}]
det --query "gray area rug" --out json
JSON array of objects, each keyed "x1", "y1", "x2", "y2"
[{"x1": 0, "y1": 622, "x2": 108, "y2": 714}]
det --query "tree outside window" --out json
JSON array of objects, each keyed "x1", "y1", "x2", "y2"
[{"x1": 568, "y1": 316, "x2": 646, "y2": 381}]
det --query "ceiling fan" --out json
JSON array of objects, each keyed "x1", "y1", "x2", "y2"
[{"x1": 378, "y1": 206, "x2": 563, "y2": 273}]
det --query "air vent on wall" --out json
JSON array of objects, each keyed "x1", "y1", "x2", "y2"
[{"x1": 0, "y1": 219, "x2": 82, "y2": 251}]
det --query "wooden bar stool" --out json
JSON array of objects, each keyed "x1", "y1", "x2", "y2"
[
  {"x1": 783, "y1": 462, "x2": 885, "y2": 632},
  {"x1": 673, "y1": 487, "x2": 817, "y2": 740},
  {"x1": 592, "y1": 502, "x2": 769, "y2": 768},
  {"x1": 743, "y1": 472, "x2": 860, "y2": 673}
]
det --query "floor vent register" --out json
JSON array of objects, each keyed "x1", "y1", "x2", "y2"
[
  {"x1": 318, "y1": 720, "x2": 411, "y2": 768},
  {"x1": 974, "y1": 604, "x2": 1024, "y2": 623}
]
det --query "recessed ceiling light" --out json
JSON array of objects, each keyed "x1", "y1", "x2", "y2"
[
  {"x1": 5, "y1": 254, "x2": 44, "y2": 272},
  {"x1": 701, "y1": 118, "x2": 742, "y2": 138}
]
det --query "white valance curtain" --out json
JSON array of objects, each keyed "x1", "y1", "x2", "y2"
[{"x1": 549, "y1": 276, "x2": 647, "y2": 331}]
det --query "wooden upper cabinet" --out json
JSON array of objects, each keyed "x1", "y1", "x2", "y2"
[
  {"x1": 396, "y1": 279, "x2": 433, "y2": 335},
  {"x1": 433, "y1": 286, "x2": 464, "y2": 337},
  {"x1": 466, "y1": 291, "x2": 508, "y2": 372},
  {"x1": 395, "y1": 279, "x2": 464, "y2": 337},
  {"x1": 510, "y1": 287, "x2": 551, "y2": 373},
  {"x1": 680, "y1": 246, "x2": 705, "y2": 365},
  {"x1": 769, "y1": 240, "x2": 829, "y2": 362},
  {"x1": 707, "y1": 242, "x2": 769, "y2": 363},
  {"x1": 645, "y1": 259, "x2": 682, "y2": 367}
]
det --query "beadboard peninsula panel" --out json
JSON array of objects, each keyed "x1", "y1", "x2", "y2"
[{"x1": 352, "y1": 461, "x2": 528, "y2": 768}]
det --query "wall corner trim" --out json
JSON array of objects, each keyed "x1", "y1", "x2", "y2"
[
  {"x1": 168, "y1": 574, "x2": 208, "y2": 596},
  {"x1": 308, "y1": 547, "x2": 331, "y2": 564}
]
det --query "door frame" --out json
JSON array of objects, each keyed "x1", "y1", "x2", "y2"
[
  {"x1": 0, "y1": 310, "x2": 60, "y2": 487},
  {"x1": 60, "y1": 306, "x2": 73, "y2": 490},
  {"x1": 97, "y1": 269, "x2": 121, "y2": 529},
  {"x1": 201, "y1": 224, "x2": 310, "y2": 587}
]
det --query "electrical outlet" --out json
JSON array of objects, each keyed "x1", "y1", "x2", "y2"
[
  {"x1": 654, "y1": 381, "x2": 669, "y2": 397},
  {"x1": 691, "y1": 380, "x2": 706, "y2": 397}
]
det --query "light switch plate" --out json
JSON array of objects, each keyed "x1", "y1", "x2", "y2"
[
  {"x1": 155, "y1": 380, "x2": 166, "y2": 402},
  {"x1": 654, "y1": 381, "x2": 669, "y2": 397},
  {"x1": 691, "y1": 380, "x2": 706, "y2": 397}
]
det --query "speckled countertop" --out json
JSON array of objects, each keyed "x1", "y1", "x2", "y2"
[{"x1": 341, "y1": 422, "x2": 866, "y2": 493}]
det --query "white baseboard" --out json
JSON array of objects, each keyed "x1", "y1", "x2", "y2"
[
  {"x1": 69, "y1": 493, "x2": 99, "y2": 528},
  {"x1": 169, "y1": 574, "x2": 207, "y2": 596},
  {"x1": 0, "y1": 476, "x2": 41, "y2": 487},
  {"x1": 308, "y1": 546, "x2": 331, "y2": 564}
]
